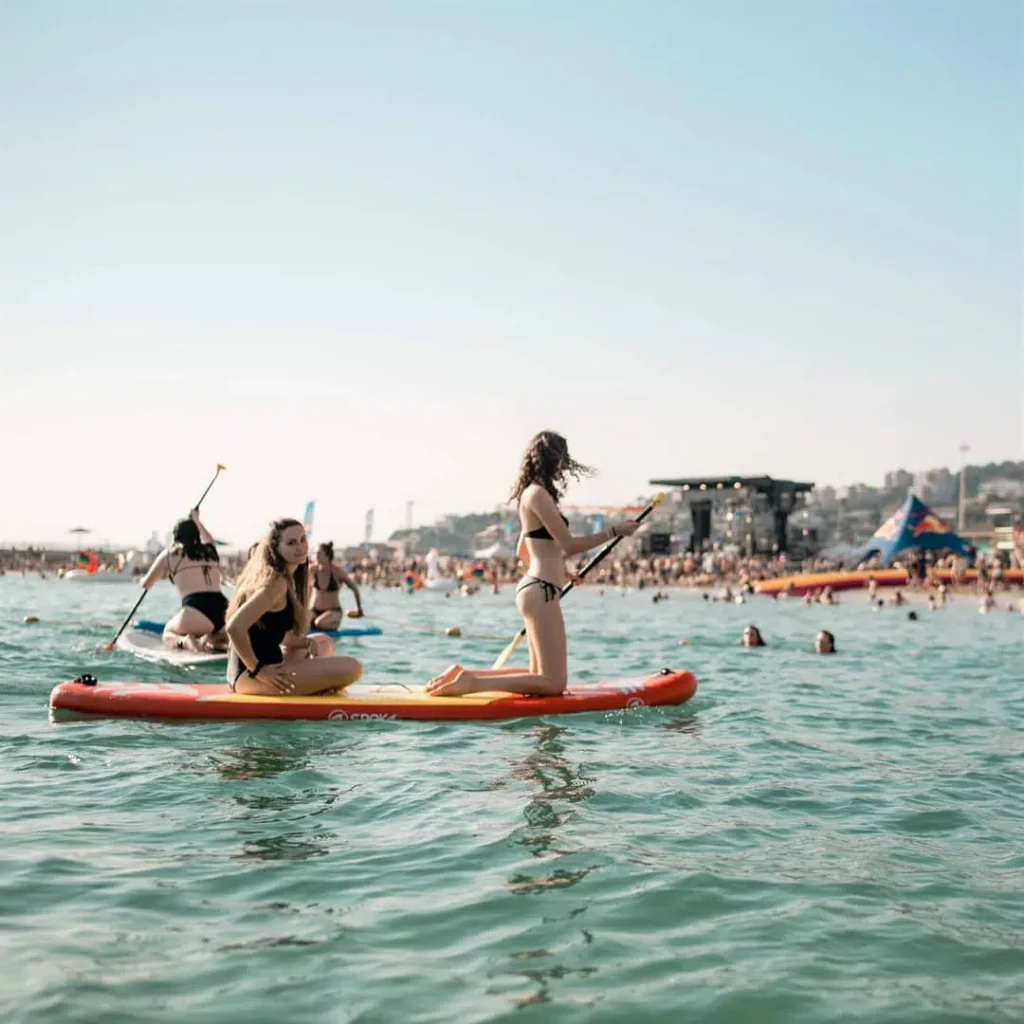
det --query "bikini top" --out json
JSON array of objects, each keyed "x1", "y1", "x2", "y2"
[
  {"x1": 524, "y1": 514, "x2": 569, "y2": 541},
  {"x1": 313, "y1": 567, "x2": 339, "y2": 592},
  {"x1": 168, "y1": 549, "x2": 218, "y2": 586}
]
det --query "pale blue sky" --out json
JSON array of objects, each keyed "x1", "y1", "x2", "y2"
[{"x1": 1, "y1": 1, "x2": 1020, "y2": 547}]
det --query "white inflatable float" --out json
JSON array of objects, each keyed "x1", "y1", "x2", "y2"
[
  {"x1": 65, "y1": 550, "x2": 147, "y2": 583},
  {"x1": 422, "y1": 549, "x2": 458, "y2": 593}
]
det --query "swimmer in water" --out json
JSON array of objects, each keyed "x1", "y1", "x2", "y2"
[
  {"x1": 742, "y1": 624, "x2": 766, "y2": 648},
  {"x1": 815, "y1": 630, "x2": 836, "y2": 654}
]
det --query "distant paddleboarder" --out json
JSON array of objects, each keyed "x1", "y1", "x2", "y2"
[
  {"x1": 139, "y1": 509, "x2": 228, "y2": 652},
  {"x1": 310, "y1": 542, "x2": 364, "y2": 630}
]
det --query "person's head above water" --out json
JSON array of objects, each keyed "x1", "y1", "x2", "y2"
[
  {"x1": 742, "y1": 624, "x2": 766, "y2": 648},
  {"x1": 815, "y1": 630, "x2": 836, "y2": 654},
  {"x1": 316, "y1": 541, "x2": 334, "y2": 567},
  {"x1": 171, "y1": 510, "x2": 218, "y2": 563},
  {"x1": 510, "y1": 430, "x2": 594, "y2": 502},
  {"x1": 227, "y1": 518, "x2": 310, "y2": 632}
]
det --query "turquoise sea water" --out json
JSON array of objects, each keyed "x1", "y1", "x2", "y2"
[{"x1": 2, "y1": 576, "x2": 1022, "y2": 1023}]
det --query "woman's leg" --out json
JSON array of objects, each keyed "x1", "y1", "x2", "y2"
[
  {"x1": 312, "y1": 609, "x2": 342, "y2": 631},
  {"x1": 163, "y1": 607, "x2": 215, "y2": 650},
  {"x1": 427, "y1": 591, "x2": 566, "y2": 696},
  {"x1": 235, "y1": 655, "x2": 363, "y2": 696}
]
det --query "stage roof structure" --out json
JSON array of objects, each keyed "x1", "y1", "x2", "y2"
[
  {"x1": 648, "y1": 475, "x2": 816, "y2": 553},
  {"x1": 648, "y1": 475, "x2": 814, "y2": 496}
]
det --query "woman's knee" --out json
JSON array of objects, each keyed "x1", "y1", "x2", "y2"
[
  {"x1": 310, "y1": 633, "x2": 335, "y2": 658},
  {"x1": 540, "y1": 670, "x2": 567, "y2": 695}
]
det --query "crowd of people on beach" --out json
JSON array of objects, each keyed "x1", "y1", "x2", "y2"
[{"x1": 7, "y1": 540, "x2": 1018, "y2": 601}]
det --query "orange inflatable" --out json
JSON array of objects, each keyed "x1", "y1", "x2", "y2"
[{"x1": 755, "y1": 567, "x2": 1023, "y2": 597}]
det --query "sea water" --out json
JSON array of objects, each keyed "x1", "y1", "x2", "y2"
[{"x1": 1, "y1": 577, "x2": 1021, "y2": 1023}]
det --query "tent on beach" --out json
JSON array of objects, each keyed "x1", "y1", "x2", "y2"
[{"x1": 852, "y1": 494, "x2": 974, "y2": 567}]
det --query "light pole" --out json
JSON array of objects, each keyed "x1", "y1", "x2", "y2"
[
  {"x1": 406, "y1": 501, "x2": 414, "y2": 532},
  {"x1": 958, "y1": 443, "x2": 970, "y2": 531}
]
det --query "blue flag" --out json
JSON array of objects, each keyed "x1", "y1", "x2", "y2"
[{"x1": 303, "y1": 500, "x2": 316, "y2": 538}]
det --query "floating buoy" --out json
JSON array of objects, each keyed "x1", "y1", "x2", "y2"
[
  {"x1": 677, "y1": 639, "x2": 691, "y2": 646},
  {"x1": 23, "y1": 615, "x2": 39, "y2": 623},
  {"x1": 445, "y1": 626, "x2": 462, "y2": 637}
]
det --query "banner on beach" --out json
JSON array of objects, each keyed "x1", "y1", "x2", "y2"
[
  {"x1": 593, "y1": 513, "x2": 606, "y2": 534},
  {"x1": 504, "y1": 519, "x2": 516, "y2": 543},
  {"x1": 303, "y1": 500, "x2": 316, "y2": 539}
]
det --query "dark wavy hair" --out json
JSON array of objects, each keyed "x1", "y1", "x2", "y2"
[
  {"x1": 171, "y1": 518, "x2": 219, "y2": 565},
  {"x1": 317, "y1": 542, "x2": 334, "y2": 562},
  {"x1": 509, "y1": 430, "x2": 593, "y2": 503}
]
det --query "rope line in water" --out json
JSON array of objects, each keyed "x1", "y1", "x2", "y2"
[{"x1": 363, "y1": 613, "x2": 509, "y2": 641}]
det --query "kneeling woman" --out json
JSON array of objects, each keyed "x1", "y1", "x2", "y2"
[
  {"x1": 140, "y1": 509, "x2": 228, "y2": 652},
  {"x1": 226, "y1": 518, "x2": 362, "y2": 696},
  {"x1": 311, "y1": 541, "x2": 364, "y2": 630},
  {"x1": 427, "y1": 430, "x2": 638, "y2": 697}
]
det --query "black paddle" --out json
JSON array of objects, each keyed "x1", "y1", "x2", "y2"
[
  {"x1": 492, "y1": 492, "x2": 665, "y2": 668},
  {"x1": 100, "y1": 464, "x2": 226, "y2": 651}
]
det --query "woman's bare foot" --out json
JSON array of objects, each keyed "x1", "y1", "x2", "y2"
[
  {"x1": 427, "y1": 664, "x2": 463, "y2": 689},
  {"x1": 197, "y1": 633, "x2": 229, "y2": 653},
  {"x1": 426, "y1": 668, "x2": 479, "y2": 697}
]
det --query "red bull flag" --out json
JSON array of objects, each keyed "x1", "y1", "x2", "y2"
[{"x1": 851, "y1": 495, "x2": 974, "y2": 567}]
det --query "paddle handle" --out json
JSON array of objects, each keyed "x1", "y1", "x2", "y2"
[
  {"x1": 192, "y1": 465, "x2": 225, "y2": 511},
  {"x1": 102, "y1": 465, "x2": 225, "y2": 650}
]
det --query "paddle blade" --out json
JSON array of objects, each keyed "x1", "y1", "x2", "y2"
[
  {"x1": 492, "y1": 632, "x2": 524, "y2": 670},
  {"x1": 216, "y1": 463, "x2": 227, "y2": 472}
]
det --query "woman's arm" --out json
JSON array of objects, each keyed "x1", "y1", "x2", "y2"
[
  {"x1": 517, "y1": 532, "x2": 529, "y2": 564},
  {"x1": 190, "y1": 508, "x2": 216, "y2": 546},
  {"x1": 225, "y1": 582, "x2": 284, "y2": 674},
  {"x1": 336, "y1": 565, "x2": 364, "y2": 614},
  {"x1": 139, "y1": 550, "x2": 168, "y2": 590},
  {"x1": 525, "y1": 489, "x2": 623, "y2": 558}
]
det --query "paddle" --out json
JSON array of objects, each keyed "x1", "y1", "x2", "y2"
[
  {"x1": 100, "y1": 464, "x2": 227, "y2": 651},
  {"x1": 492, "y1": 492, "x2": 665, "y2": 669}
]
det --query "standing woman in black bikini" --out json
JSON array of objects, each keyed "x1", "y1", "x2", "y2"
[
  {"x1": 139, "y1": 509, "x2": 229, "y2": 652},
  {"x1": 427, "y1": 431, "x2": 639, "y2": 697},
  {"x1": 226, "y1": 518, "x2": 363, "y2": 696},
  {"x1": 311, "y1": 542, "x2": 364, "y2": 630}
]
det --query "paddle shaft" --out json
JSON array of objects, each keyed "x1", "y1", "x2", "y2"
[
  {"x1": 102, "y1": 466, "x2": 225, "y2": 650},
  {"x1": 508, "y1": 494, "x2": 663, "y2": 642}
]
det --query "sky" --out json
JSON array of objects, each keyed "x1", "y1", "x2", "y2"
[{"x1": 1, "y1": 1, "x2": 1021, "y2": 549}]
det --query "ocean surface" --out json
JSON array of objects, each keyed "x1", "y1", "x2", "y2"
[{"x1": 1, "y1": 576, "x2": 1021, "y2": 1023}]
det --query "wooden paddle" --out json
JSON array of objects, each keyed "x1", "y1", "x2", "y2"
[
  {"x1": 100, "y1": 464, "x2": 226, "y2": 651},
  {"x1": 492, "y1": 492, "x2": 665, "y2": 669}
]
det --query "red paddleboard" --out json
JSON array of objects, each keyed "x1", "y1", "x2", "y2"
[{"x1": 49, "y1": 670, "x2": 698, "y2": 722}]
